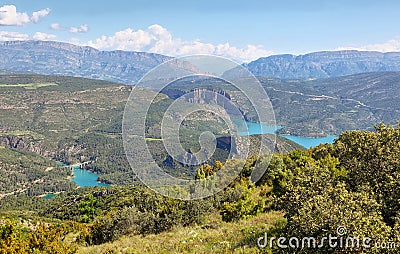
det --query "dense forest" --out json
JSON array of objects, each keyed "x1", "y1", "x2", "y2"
[
  {"x1": 0, "y1": 147, "x2": 76, "y2": 196},
  {"x1": 0, "y1": 123, "x2": 399, "y2": 253}
]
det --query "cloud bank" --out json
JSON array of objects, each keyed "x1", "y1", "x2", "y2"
[
  {"x1": 338, "y1": 37, "x2": 400, "y2": 52},
  {"x1": 32, "y1": 32, "x2": 56, "y2": 40},
  {"x1": 50, "y1": 23, "x2": 64, "y2": 31},
  {"x1": 87, "y1": 24, "x2": 272, "y2": 62},
  {"x1": 0, "y1": 31, "x2": 56, "y2": 41},
  {"x1": 0, "y1": 31, "x2": 29, "y2": 40}
]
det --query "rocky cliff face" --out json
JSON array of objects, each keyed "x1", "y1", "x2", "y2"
[
  {"x1": 189, "y1": 88, "x2": 231, "y2": 104},
  {"x1": 0, "y1": 135, "x2": 28, "y2": 149},
  {"x1": 224, "y1": 50, "x2": 400, "y2": 79},
  {"x1": 0, "y1": 134, "x2": 58, "y2": 157},
  {"x1": 0, "y1": 41, "x2": 175, "y2": 85},
  {"x1": 0, "y1": 135, "x2": 53, "y2": 157}
]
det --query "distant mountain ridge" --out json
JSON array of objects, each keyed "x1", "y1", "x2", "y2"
[
  {"x1": 0, "y1": 40, "x2": 176, "y2": 85},
  {"x1": 161, "y1": 71, "x2": 400, "y2": 136},
  {"x1": 2, "y1": 41, "x2": 400, "y2": 82},
  {"x1": 224, "y1": 50, "x2": 400, "y2": 79}
]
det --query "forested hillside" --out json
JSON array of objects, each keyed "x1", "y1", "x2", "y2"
[
  {"x1": 160, "y1": 72, "x2": 400, "y2": 137},
  {"x1": 0, "y1": 73, "x2": 399, "y2": 253},
  {"x1": 0, "y1": 124, "x2": 398, "y2": 253},
  {"x1": 0, "y1": 147, "x2": 76, "y2": 196},
  {"x1": 0, "y1": 74, "x2": 301, "y2": 189}
]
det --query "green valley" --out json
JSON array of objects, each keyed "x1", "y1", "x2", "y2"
[
  {"x1": 0, "y1": 124, "x2": 399, "y2": 253},
  {"x1": 0, "y1": 74, "x2": 302, "y2": 188},
  {"x1": 1, "y1": 2, "x2": 400, "y2": 253},
  {"x1": 0, "y1": 73, "x2": 399, "y2": 254}
]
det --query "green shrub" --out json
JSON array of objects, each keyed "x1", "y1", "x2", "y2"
[{"x1": 220, "y1": 182, "x2": 265, "y2": 222}]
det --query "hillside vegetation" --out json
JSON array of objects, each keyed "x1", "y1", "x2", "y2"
[
  {"x1": 1, "y1": 73, "x2": 399, "y2": 253},
  {"x1": 159, "y1": 72, "x2": 400, "y2": 137},
  {"x1": 0, "y1": 147, "x2": 76, "y2": 196},
  {"x1": 0, "y1": 74, "x2": 301, "y2": 191},
  {"x1": 260, "y1": 72, "x2": 400, "y2": 136},
  {"x1": 0, "y1": 123, "x2": 399, "y2": 253}
]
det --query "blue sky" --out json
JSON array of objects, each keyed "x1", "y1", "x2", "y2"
[{"x1": 1, "y1": 0, "x2": 400, "y2": 62}]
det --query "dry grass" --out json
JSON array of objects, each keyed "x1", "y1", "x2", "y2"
[
  {"x1": 0, "y1": 83, "x2": 58, "y2": 89},
  {"x1": 78, "y1": 211, "x2": 283, "y2": 254}
]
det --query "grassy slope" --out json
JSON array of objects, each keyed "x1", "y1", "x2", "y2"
[{"x1": 78, "y1": 211, "x2": 283, "y2": 254}]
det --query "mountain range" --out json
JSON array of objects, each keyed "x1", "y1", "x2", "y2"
[
  {"x1": 224, "y1": 50, "x2": 400, "y2": 79},
  {"x1": 1, "y1": 40, "x2": 400, "y2": 137},
  {"x1": 0, "y1": 40, "x2": 173, "y2": 85},
  {"x1": 2, "y1": 41, "x2": 400, "y2": 82}
]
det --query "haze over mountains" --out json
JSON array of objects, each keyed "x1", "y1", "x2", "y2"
[
  {"x1": 1, "y1": 40, "x2": 400, "y2": 137},
  {"x1": 224, "y1": 50, "x2": 400, "y2": 79},
  {"x1": 2, "y1": 40, "x2": 400, "y2": 83},
  {"x1": 0, "y1": 41, "x2": 172, "y2": 85}
]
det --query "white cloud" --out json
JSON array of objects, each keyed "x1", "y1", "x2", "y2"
[
  {"x1": 32, "y1": 32, "x2": 56, "y2": 40},
  {"x1": 0, "y1": 31, "x2": 55, "y2": 41},
  {"x1": 0, "y1": 5, "x2": 50, "y2": 26},
  {"x1": 70, "y1": 24, "x2": 89, "y2": 33},
  {"x1": 88, "y1": 27, "x2": 153, "y2": 51},
  {"x1": 0, "y1": 5, "x2": 30, "y2": 26},
  {"x1": 0, "y1": 31, "x2": 29, "y2": 41},
  {"x1": 30, "y1": 8, "x2": 51, "y2": 23},
  {"x1": 337, "y1": 37, "x2": 400, "y2": 52},
  {"x1": 215, "y1": 43, "x2": 271, "y2": 63},
  {"x1": 53, "y1": 23, "x2": 89, "y2": 33},
  {"x1": 87, "y1": 24, "x2": 272, "y2": 62},
  {"x1": 69, "y1": 37, "x2": 82, "y2": 45},
  {"x1": 50, "y1": 23, "x2": 64, "y2": 31}
]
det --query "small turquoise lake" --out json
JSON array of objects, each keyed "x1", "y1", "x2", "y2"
[
  {"x1": 235, "y1": 119, "x2": 337, "y2": 149},
  {"x1": 43, "y1": 193, "x2": 57, "y2": 200},
  {"x1": 282, "y1": 135, "x2": 337, "y2": 149},
  {"x1": 44, "y1": 164, "x2": 108, "y2": 199},
  {"x1": 71, "y1": 167, "x2": 109, "y2": 187}
]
